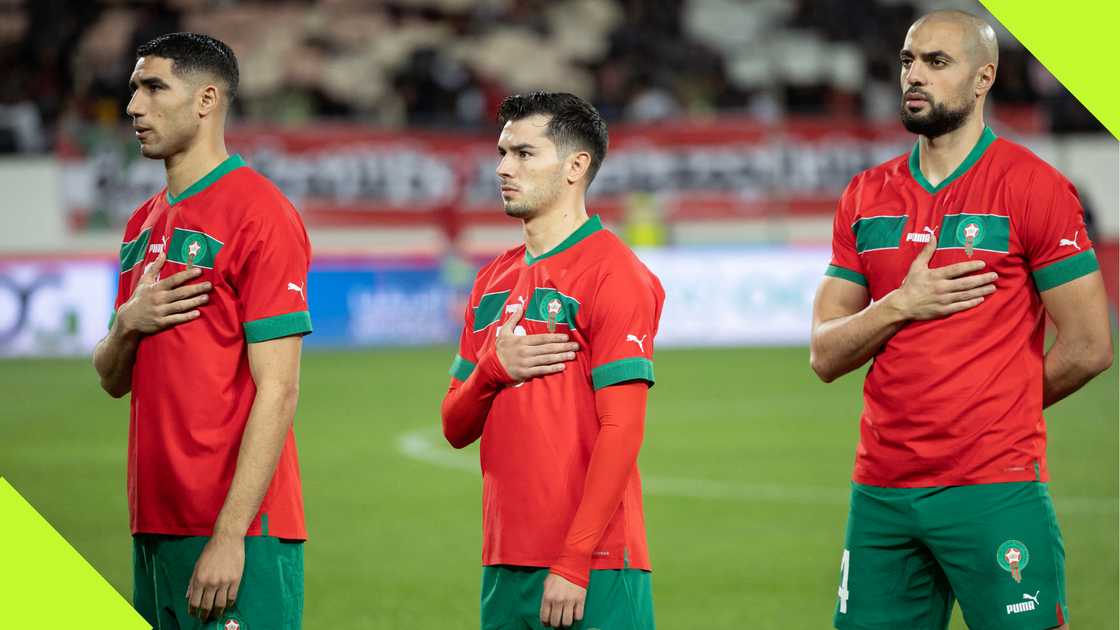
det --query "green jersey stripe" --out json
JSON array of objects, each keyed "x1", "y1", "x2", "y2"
[
  {"x1": 1033, "y1": 249, "x2": 1099, "y2": 292},
  {"x1": 937, "y1": 213, "x2": 1010, "y2": 253},
  {"x1": 166, "y1": 228, "x2": 225, "y2": 269},
  {"x1": 591, "y1": 357, "x2": 655, "y2": 390},
  {"x1": 472, "y1": 290, "x2": 512, "y2": 332},
  {"x1": 119, "y1": 228, "x2": 152, "y2": 273},
  {"x1": 825, "y1": 264, "x2": 868, "y2": 287},
  {"x1": 853, "y1": 216, "x2": 907, "y2": 253},
  {"x1": 449, "y1": 354, "x2": 476, "y2": 381},
  {"x1": 243, "y1": 311, "x2": 313, "y2": 343}
]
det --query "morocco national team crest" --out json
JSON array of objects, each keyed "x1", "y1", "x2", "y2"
[
  {"x1": 546, "y1": 298, "x2": 562, "y2": 332},
  {"x1": 997, "y1": 540, "x2": 1030, "y2": 583},
  {"x1": 958, "y1": 221, "x2": 984, "y2": 257},
  {"x1": 538, "y1": 291, "x2": 565, "y2": 332},
  {"x1": 182, "y1": 233, "x2": 208, "y2": 267},
  {"x1": 221, "y1": 616, "x2": 245, "y2": 630}
]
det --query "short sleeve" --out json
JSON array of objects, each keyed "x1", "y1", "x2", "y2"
[
  {"x1": 230, "y1": 201, "x2": 313, "y2": 343},
  {"x1": 824, "y1": 178, "x2": 868, "y2": 287},
  {"x1": 448, "y1": 296, "x2": 479, "y2": 382},
  {"x1": 1018, "y1": 168, "x2": 1099, "y2": 292},
  {"x1": 587, "y1": 262, "x2": 663, "y2": 390}
]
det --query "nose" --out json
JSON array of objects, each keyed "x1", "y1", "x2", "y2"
[
  {"x1": 904, "y1": 62, "x2": 926, "y2": 88},
  {"x1": 496, "y1": 153, "x2": 514, "y2": 180},
  {"x1": 126, "y1": 90, "x2": 143, "y2": 118}
]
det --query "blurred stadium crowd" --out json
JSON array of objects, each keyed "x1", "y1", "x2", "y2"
[{"x1": 0, "y1": 0, "x2": 1105, "y2": 154}]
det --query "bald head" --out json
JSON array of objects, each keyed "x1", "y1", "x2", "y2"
[{"x1": 910, "y1": 10, "x2": 998, "y2": 70}]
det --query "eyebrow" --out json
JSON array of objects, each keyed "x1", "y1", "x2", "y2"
[
  {"x1": 497, "y1": 142, "x2": 536, "y2": 154},
  {"x1": 900, "y1": 49, "x2": 957, "y2": 62},
  {"x1": 129, "y1": 76, "x2": 169, "y2": 91}
]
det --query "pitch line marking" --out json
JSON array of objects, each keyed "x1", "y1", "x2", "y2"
[{"x1": 395, "y1": 427, "x2": 1119, "y2": 516}]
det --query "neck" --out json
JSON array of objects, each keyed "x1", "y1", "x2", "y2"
[
  {"x1": 165, "y1": 130, "x2": 229, "y2": 198},
  {"x1": 917, "y1": 111, "x2": 985, "y2": 187},
  {"x1": 523, "y1": 197, "x2": 589, "y2": 258}
]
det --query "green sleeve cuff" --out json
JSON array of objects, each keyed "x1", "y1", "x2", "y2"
[
  {"x1": 591, "y1": 357, "x2": 655, "y2": 390},
  {"x1": 1033, "y1": 249, "x2": 1099, "y2": 292},
  {"x1": 824, "y1": 264, "x2": 867, "y2": 287},
  {"x1": 243, "y1": 311, "x2": 313, "y2": 343},
  {"x1": 449, "y1": 354, "x2": 476, "y2": 381}
]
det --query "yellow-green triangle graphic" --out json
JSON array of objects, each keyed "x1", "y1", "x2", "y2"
[
  {"x1": 0, "y1": 477, "x2": 150, "y2": 628},
  {"x1": 981, "y1": 0, "x2": 1120, "y2": 139}
]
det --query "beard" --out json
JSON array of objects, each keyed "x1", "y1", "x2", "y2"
[
  {"x1": 900, "y1": 94, "x2": 971, "y2": 138},
  {"x1": 503, "y1": 200, "x2": 535, "y2": 219}
]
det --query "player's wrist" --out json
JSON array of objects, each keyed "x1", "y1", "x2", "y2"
[
  {"x1": 880, "y1": 290, "x2": 912, "y2": 323},
  {"x1": 478, "y1": 348, "x2": 515, "y2": 387}
]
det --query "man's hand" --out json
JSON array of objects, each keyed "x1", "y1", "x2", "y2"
[
  {"x1": 494, "y1": 304, "x2": 579, "y2": 382},
  {"x1": 887, "y1": 238, "x2": 997, "y2": 320},
  {"x1": 117, "y1": 252, "x2": 211, "y2": 335},
  {"x1": 187, "y1": 534, "x2": 245, "y2": 622},
  {"x1": 540, "y1": 573, "x2": 586, "y2": 628}
]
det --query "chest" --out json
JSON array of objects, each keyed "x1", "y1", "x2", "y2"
[
  {"x1": 472, "y1": 262, "x2": 590, "y2": 344},
  {"x1": 123, "y1": 204, "x2": 231, "y2": 295},
  {"x1": 854, "y1": 183, "x2": 1023, "y2": 296}
]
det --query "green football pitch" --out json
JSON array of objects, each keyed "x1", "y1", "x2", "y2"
[{"x1": 1, "y1": 346, "x2": 1116, "y2": 628}]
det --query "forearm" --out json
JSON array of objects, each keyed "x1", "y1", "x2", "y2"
[
  {"x1": 811, "y1": 292, "x2": 908, "y2": 382},
  {"x1": 1043, "y1": 333, "x2": 1114, "y2": 408},
  {"x1": 551, "y1": 383, "x2": 647, "y2": 588},
  {"x1": 212, "y1": 382, "x2": 299, "y2": 537},
  {"x1": 441, "y1": 349, "x2": 511, "y2": 448},
  {"x1": 92, "y1": 315, "x2": 140, "y2": 398}
]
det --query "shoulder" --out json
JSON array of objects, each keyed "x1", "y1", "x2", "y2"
[
  {"x1": 471, "y1": 244, "x2": 526, "y2": 291},
  {"x1": 228, "y1": 167, "x2": 301, "y2": 220},
  {"x1": 990, "y1": 137, "x2": 1072, "y2": 188},
  {"x1": 121, "y1": 191, "x2": 164, "y2": 238},
  {"x1": 587, "y1": 230, "x2": 663, "y2": 293},
  {"x1": 848, "y1": 153, "x2": 910, "y2": 196}
]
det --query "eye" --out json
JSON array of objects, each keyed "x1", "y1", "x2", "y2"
[
  {"x1": 900, "y1": 58, "x2": 912, "y2": 68},
  {"x1": 518, "y1": 151, "x2": 530, "y2": 158},
  {"x1": 931, "y1": 58, "x2": 946, "y2": 67}
]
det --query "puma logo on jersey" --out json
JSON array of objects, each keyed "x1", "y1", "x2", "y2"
[
  {"x1": 626, "y1": 334, "x2": 647, "y2": 352},
  {"x1": 1059, "y1": 231, "x2": 1081, "y2": 250},
  {"x1": 287, "y1": 282, "x2": 305, "y2": 300},
  {"x1": 905, "y1": 226, "x2": 936, "y2": 243},
  {"x1": 1006, "y1": 591, "x2": 1039, "y2": 615},
  {"x1": 149, "y1": 235, "x2": 167, "y2": 254}
]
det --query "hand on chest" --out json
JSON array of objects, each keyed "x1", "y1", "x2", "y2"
[{"x1": 134, "y1": 209, "x2": 227, "y2": 287}]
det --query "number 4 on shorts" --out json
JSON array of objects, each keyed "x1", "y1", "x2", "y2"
[{"x1": 837, "y1": 549, "x2": 850, "y2": 614}]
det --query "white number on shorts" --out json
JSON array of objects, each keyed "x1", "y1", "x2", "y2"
[{"x1": 837, "y1": 549, "x2": 850, "y2": 614}]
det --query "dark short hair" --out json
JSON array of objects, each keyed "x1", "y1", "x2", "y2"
[
  {"x1": 498, "y1": 92, "x2": 609, "y2": 186},
  {"x1": 136, "y1": 32, "x2": 239, "y2": 102}
]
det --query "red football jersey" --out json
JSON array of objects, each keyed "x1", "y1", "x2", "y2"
[
  {"x1": 112, "y1": 154, "x2": 312, "y2": 538},
  {"x1": 450, "y1": 215, "x2": 665, "y2": 570},
  {"x1": 827, "y1": 128, "x2": 1099, "y2": 487}
]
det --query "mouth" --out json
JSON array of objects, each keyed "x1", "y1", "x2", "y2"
[
  {"x1": 500, "y1": 185, "x2": 519, "y2": 195},
  {"x1": 904, "y1": 91, "x2": 929, "y2": 111}
]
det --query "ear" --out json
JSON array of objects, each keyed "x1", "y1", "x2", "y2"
[
  {"x1": 975, "y1": 63, "x2": 996, "y2": 98},
  {"x1": 565, "y1": 150, "x2": 592, "y2": 186},
  {"x1": 197, "y1": 83, "x2": 221, "y2": 119}
]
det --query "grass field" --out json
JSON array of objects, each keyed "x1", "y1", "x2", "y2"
[{"x1": 1, "y1": 346, "x2": 1116, "y2": 629}]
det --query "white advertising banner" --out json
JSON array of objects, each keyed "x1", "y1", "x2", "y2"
[{"x1": 0, "y1": 259, "x2": 116, "y2": 357}]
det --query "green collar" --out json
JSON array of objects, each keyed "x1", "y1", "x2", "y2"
[
  {"x1": 908, "y1": 127, "x2": 997, "y2": 194},
  {"x1": 165, "y1": 154, "x2": 246, "y2": 205},
  {"x1": 524, "y1": 215, "x2": 603, "y2": 266}
]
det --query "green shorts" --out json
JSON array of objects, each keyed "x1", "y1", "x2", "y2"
[
  {"x1": 481, "y1": 566, "x2": 655, "y2": 630},
  {"x1": 834, "y1": 481, "x2": 1067, "y2": 630},
  {"x1": 133, "y1": 534, "x2": 304, "y2": 630}
]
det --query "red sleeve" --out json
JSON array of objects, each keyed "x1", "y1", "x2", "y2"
[
  {"x1": 587, "y1": 261, "x2": 663, "y2": 390},
  {"x1": 441, "y1": 279, "x2": 514, "y2": 448},
  {"x1": 440, "y1": 348, "x2": 512, "y2": 448},
  {"x1": 109, "y1": 211, "x2": 153, "y2": 330},
  {"x1": 550, "y1": 382, "x2": 648, "y2": 587},
  {"x1": 824, "y1": 177, "x2": 868, "y2": 287},
  {"x1": 1016, "y1": 166, "x2": 1099, "y2": 292},
  {"x1": 228, "y1": 198, "x2": 313, "y2": 343}
]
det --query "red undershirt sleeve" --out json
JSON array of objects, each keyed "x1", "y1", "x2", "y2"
[
  {"x1": 549, "y1": 381, "x2": 649, "y2": 587},
  {"x1": 440, "y1": 348, "x2": 514, "y2": 449}
]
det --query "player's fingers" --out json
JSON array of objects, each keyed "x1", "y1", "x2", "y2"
[
  {"x1": 540, "y1": 599, "x2": 552, "y2": 626},
  {"x1": 141, "y1": 252, "x2": 167, "y2": 282},
  {"x1": 910, "y1": 237, "x2": 937, "y2": 268},
  {"x1": 549, "y1": 601, "x2": 564, "y2": 628},
  {"x1": 498, "y1": 305, "x2": 523, "y2": 336},
  {"x1": 166, "y1": 281, "x2": 213, "y2": 302},
  {"x1": 574, "y1": 598, "x2": 585, "y2": 622},
  {"x1": 187, "y1": 574, "x2": 204, "y2": 616},
  {"x1": 523, "y1": 333, "x2": 571, "y2": 345},
  {"x1": 524, "y1": 363, "x2": 566, "y2": 377},
  {"x1": 159, "y1": 310, "x2": 201, "y2": 327},
  {"x1": 561, "y1": 600, "x2": 575, "y2": 627},
  {"x1": 524, "y1": 342, "x2": 579, "y2": 356},
  {"x1": 158, "y1": 266, "x2": 204, "y2": 290},
  {"x1": 941, "y1": 296, "x2": 985, "y2": 315},
  {"x1": 526, "y1": 352, "x2": 577, "y2": 367},
  {"x1": 212, "y1": 583, "x2": 229, "y2": 621},
  {"x1": 935, "y1": 260, "x2": 987, "y2": 279},
  {"x1": 946, "y1": 286, "x2": 996, "y2": 304},
  {"x1": 166, "y1": 294, "x2": 209, "y2": 313},
  {"x1": 227, "y1": 579, "x2": 240, "y2": 606},
  {"x1": 946, "y1": 272, "x2": 998, "y2": 291}
]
